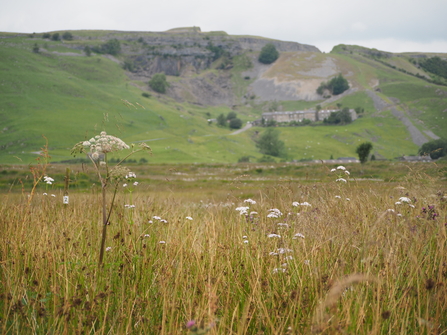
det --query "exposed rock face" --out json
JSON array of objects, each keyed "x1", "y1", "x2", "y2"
[{"x1": 88, "y1": 28, "x2": 321, "y2": 105}]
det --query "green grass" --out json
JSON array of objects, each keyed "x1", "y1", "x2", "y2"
[
  {"x1": 0, "y1": 162, "x2": 446, "y2": 334},
  {"x1": 1, "y1": 33, "x2": 446, "y2": 166}
]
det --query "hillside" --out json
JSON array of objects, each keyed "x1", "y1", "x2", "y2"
[{"x1": 1, "y1": 28, "x2": 447, "y2": 164}]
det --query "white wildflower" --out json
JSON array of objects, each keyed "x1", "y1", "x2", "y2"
[
  {"x1": 51, "y1": 194, "x2": 56, "y2": 197},
  {"x1": 159, "y1": 241, "x2": 166, "y2": 244},
  {"x1": 395, "y1": 201, "x2": 402, "y2": 205},
  {"x1": 43, "y1": 193, "x2": 47, "y2": 196},
  {"x1": 273, "y1": 268, "x2": 287, "y2": 274},
  {"x1": 144, "y1": 234, "x2": 150, "y2": 238},
  {"x1": 250, "y1": 211, "x2": 258, "y2": 215},
  {"x1": 242, "y1": 236, "x2": 248, "y2": 239},
  {"x1": 300, "y1": 202, "x2": 311, "y2": 206},
  {"x1": 292, "y1": 201, "x2": 300, "y2": 207},
  {"x1": 399, "y1": 197, "x2": 411, "y2": 203},
  {"x1": 336, "y1": 178, "x2": 347, "y2": 183},
  {"x1": 304, "y1": 260, "x2": 310, "y2": 265},
  {"x1": 244, "y1": 198, "x2": 256, "y2": 205},
  {"x1": 346, "y1": 198, "x2": 350, "y2": 201},
  {"x1": 335, "y1": 195, "x2": 341, "y2": 199},
  {"x1": 123, "y1": 183, "x2": 128, "y2": 187},
  {"x1": 267, "y1": 233, "x2": 281, "y2": 238},
  {"x1": 160, "y1": 219, "x2": 168, "y2": 223},
  {"x1": 293, "y1": 233, "x2": 305, "y2": 239},
  {"x1": 345, "y1": 170, "x2": 350, "y2": 175},
  {"x1": 153, "y1": 216, "x2": 161, "y2": 220},
  {"x1": 330, "y1": 168, "x2": 337, "y2": 172},
  {"x1": 133, "y1": 182, "x2": 139, "y2": 186},
  {"x1": 185, "y1": 216, "x2": 193, "y2": 220},
  {"x1": 277, "y1": 248, "x2": 293, "y2": 254},
  {"x1": 236, "y1": 206, "x2": 249, "y2": 215},
  {"x1": 386, "y1": 209, "x2": 395, "y2": 213},
  {"x1": 277, "y1": 223, "x2": 289, "y2": 227},
  {"x1": 105, "y1": 247, "x2": 112, "y2": 252},
  {"x1": 337, "y1": 166, "x2": 346, "y2": 170},
  {"x1": 243, "y1": 240, "x2": 249, "y2": 244},
  {"x1": 285, "y1": 255, "x2": 293, "y2": 260}
]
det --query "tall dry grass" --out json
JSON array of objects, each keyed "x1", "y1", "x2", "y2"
[{"x1": 0, "y1": 169, "x2": 446, "y2": 334}]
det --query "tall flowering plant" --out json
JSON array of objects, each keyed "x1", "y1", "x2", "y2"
[{"x1": 72, "y1": 131, "x2": 151, "y2": 267}]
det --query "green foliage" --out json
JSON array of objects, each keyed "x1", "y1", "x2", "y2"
[
  {"x1": 229, "y1": 118, "x2": 243, "y2": 129},
  {"x1": 323, "y1": 108, "x2": 352, "y2": 125},
  {"x1": 418, "y1": 57, "x2": 447, "y2": 80},
  {"x1": 141, "y1": 92, "x2": 151, "y2": 98},
  {"x1": 42, "y1": 33, "x2": 51, "y2": 39},
  {"x1": 51, "y1": 33, "x2": 60, "y2": 41},
  {"x1": 258, "y1": 43, "x2": 279, "y2": 64},
  {"x1": 84, "y1": 46, "x2": 91, "y2": 56},
  {"x1": 356, "y1": 142, "x2": 373, "y2": 164},
  {"x1": 206, "y1": 42, "x2": 226, "y2": 61},
  {"x1": 217, "y1": 113, "x2": 227, "y2": 127},
  {"x1": 226, "y1": 111, "x2": 237, "y2": 120},
  {"x1": 317, "y1": 74, "x2": 349, "y2": 96},
  {"x1": 148, "y1": 73, "x2": 169, "y2": 93},
  {"x1": 418, "y1": 139, "x2": 447, "y2": 159},
  {"x1": 238, "y1": 155, "x2": 251, "y2": 163},
  {"x1": 32, "y1": 43, "x2": 39, "y2": 54},
  {"x1": 62, "y1": 32, "x2": 73, "y2": 41},
  {"x1": 256, "y1": 128, "x2": 285, "y2": 157},
  {"x1": 94, "y1": 39, "x2": 121, "y2": 55}
]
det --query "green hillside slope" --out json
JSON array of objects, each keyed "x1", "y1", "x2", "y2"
[{"x1": 0, "y1": 32, "x2": 446, "y2": 164}]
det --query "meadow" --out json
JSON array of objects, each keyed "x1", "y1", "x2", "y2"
[{"x1": 1, "y1": 159, "x2": 446, "y2": 334}]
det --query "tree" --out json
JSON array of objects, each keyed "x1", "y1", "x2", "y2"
[
  {"x1": 32, "y1": 43, "x2": 40, "y2": 53},
  {"x1": 51, "y1": 33, "x2": 60, "y2": 41},
  {"x1": 226, "y1": 111, "x2": 237, "y2": 120},
  {"x1": 256, "y1": 128, "x2": 285, "y2": 157},
  {"x1": 100, "y1": 39, "x2": 121, "y2": 55},
  {"x1": 84, "y1": 46, "x2": 92, "y2": 56},
  {"x1": 62, "y1": 32, "x2": 73, "y2": 41},
  {"x1": 317, "y1": 74, "x2": 349, "y2": 96},
  {"x1": 331, "y1": 74, "x2": 350, "y2": 95},
  {"x1": 149, "y1": 73, "x2": 169, "y2": 93},
  {"x1": 258, "y1": 44, "x2": 279, "y2": 64},
  {"x1": 217, "y1": 113, "x2": 227, "y2": 127},
  {"x1": 229, "y1": 118, "x2": 243, "y2": 129},
  {"x1": 356, "y1": 142, "x2": 373, "y2": 164},
  {"x1": 418, "y1": 139, "x2": 447, "y2": 159}
]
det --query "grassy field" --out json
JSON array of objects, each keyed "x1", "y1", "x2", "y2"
[{"x1": 1, "y1": 160, "x2": 447, "y2": 334}]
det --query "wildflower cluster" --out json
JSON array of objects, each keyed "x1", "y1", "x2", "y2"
[
  {"x1": 331, "y1": 165, "x2": 350, "y2": 182},
  {"x1": 421, "y1": 205, "x2": 439, "y2": 220},
  {"x1": 72, "y1": 131, "x2": 130, "y2": 162},
  {"x1": 43, "y1": 176, "x2": 54, "y2": 185}
]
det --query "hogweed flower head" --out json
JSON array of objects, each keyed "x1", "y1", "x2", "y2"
[{"x1": 71, "y1": 131, "x2": 130, "y2": 160}]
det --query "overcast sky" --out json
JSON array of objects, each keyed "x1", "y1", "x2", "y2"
[{"x1": 1, "y1": 0, "x2": 446, "y2": 53}]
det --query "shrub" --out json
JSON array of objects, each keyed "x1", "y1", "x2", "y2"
[
  {"x1": 141, "y1": 92, "x2": 151, "y2": 98},
  {"x1": 32, "y1": 43, "x2": 40, "y2": 54},
  {"x1": 62, "y1": 32, "x2": 73, "y2": 41},
  {"x1": 356, "y1": 142, "x2": 373, "y2": 164},
  {"x1": 51, "y1": 33, "x2": 60, "y2": 41},
  {"x1": 42, "y1": 33, "x2": 51, "y2": 39},
  {"x1": 84, "y1": 46, "x2": 91, "y2": 56},
  {"x1": 419, "y1": 139, "x2": 447, "y2": 159},
  {"x1": 256, "y1": 128, "x2": 285, "y2": 157},
  {"x1": 229, "y1": 118, "x2": 243, "y2": 129},
  {"x1": 317, "y1": 74, "x2": 349, "y2": 96},
  {"x1": 258, "y1": 43, "x2": 279, "y2": 64},
  {"x1": 149, "y1": 73, "x2": 169, "y2": 94}
]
